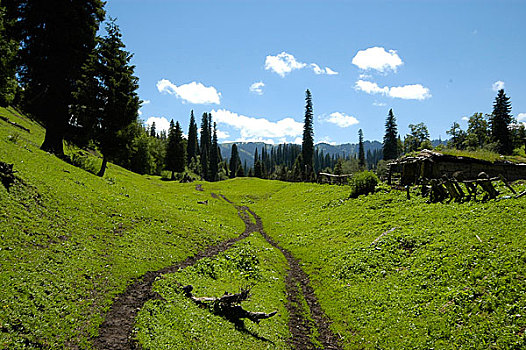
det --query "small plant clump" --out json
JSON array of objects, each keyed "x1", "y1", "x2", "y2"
[{"x1": 349, "y1": 170, "x2": 379, "y2": 198}]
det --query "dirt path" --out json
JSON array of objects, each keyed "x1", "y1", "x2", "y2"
[{"x1": 92, "y1": 193, "x2": 341, "y2": 350}]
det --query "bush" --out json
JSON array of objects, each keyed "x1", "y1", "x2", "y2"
[
  {"x1": 349, "y1": 171, "x2": 378, "y2": 198},
  {"x1": 70, "y1": 151, "x2": 99, "y2": 175}
]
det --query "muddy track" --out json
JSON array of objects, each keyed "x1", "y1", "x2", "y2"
[{"x1": 92, "y1": 193, "x2": 340, "y2": 350}]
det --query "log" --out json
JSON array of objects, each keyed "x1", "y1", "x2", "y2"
[
  {"x1": 498, "y1": 174, "x2": 517, "y2": 195},
  {"x1": 182, "y1": 285, "x2": 277, "y2": 324}
]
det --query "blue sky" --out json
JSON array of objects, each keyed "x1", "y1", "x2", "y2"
[{"x1": 105, "y1": 0, "x2": 526, "y2": 144}]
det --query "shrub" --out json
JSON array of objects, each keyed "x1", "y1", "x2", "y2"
[{"x1": 349, "y1": 171, "x2": 378, "y2": 198}]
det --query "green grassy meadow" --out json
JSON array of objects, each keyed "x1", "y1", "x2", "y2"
[{"x1": 1, "y1": 107, "x2": 526, "y2": 349}]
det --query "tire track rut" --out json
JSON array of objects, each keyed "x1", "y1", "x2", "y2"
[{"x1": 92, "y1": 193, "x2": 341, "y2": 349}]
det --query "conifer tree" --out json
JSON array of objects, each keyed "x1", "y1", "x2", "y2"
[
  {"x1": 150, "y1": 121, "x2": 157, "y2": 138},
  {"x1": 490, "y1": 89, "x2": 513, "y2": 154},
  {"x1": 210, "y1": 122, "x2": 219, "y2": 181},
  {"x1": 187, "y1": 110, "x2": 199, "y2": 165},
  {"x1": 174, "y1": 121, "x2": 186, "y2": 173},
  {"x1": 383, "y1": 109, "x2": 399, "y2": 160},
  {"x1": 0, "y1": 3, "x2": 18, "y2": 107},
  {"x1": 358, "y1": 129, "x2": 366, "y2": 168},
  {"x1": 200, "y1": 113, "x2": 211, "y2": 180},
  {"x1": 229, "y1": 144, "x2": 241, "y2": 178},
  {"x1": 74, "y1": 18, "x2": 139, "y2": 177},
  {"x1": 17, "y1": 0, "x2": 105, "y2": 155},
  {"x1": 302, "y1": 89, "x2": 314, "y2": 180},
  {"x1": 165, "y1": 120, "x2": 178, "y2": 180}
]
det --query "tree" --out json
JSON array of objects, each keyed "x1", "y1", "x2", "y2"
[
  {"x1": 446, "y1": 122, "x2": 467, "y2": 150},
  {"x1": 464, "y1": 112, "x2": 490, "y2": 149},
  {"x1": 490, "y1": 89, "x2": 513, "y2": 154},
  {"x1": 358, "y1": 129, "x2": 366, "y2": 168},
  {"x1": 74, "y1": 19, "x2": 140, "y2": 177},
  {"x1": 165, "y1": 120, "x2": 185, "y2": 180},
  {"x1": 0, "y1": 4, "x2": 18, "y2": 107},
  {"x1": 187, "y1": 110, "x2": 199, "y2": 165},
  {"x1": 404, "y1": 122, "x2": 431, "y2": 153},
  {"x1": 382, "y1": 109, "x2": 399, "y2": 160},
  {"x1": 210, "y1": 122, "x2": 219, "y2": 181},
  {"x1": 229, "y1": 144, "x2": 241, "y2": 179},
  {"x1": 17, "y1": 0, "x2": 105, "y2": 155},
  {"x1": 149, "y1": 121, "x2": 157, "y2": 138},
  {"x1": 200, "y1": 113, "x2": 211, "y2": 180},
  {"x1": 301, "y1": 89, "x2": 314, "y2": 181}
]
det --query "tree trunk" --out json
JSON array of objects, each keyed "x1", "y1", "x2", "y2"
[
  {"x1": 40, "y1": 122, "x2": 65, "y2": 156},
  {"x1": 98, "y1": 157, "x2": 108, "y2": 177},
  {"x1": 171, "y1": 170, "x2": 175, "y2": 180}
]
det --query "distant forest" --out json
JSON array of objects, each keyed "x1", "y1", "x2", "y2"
[{"x1": 1, "y1": 1, "x2": 524, "y2": 182}]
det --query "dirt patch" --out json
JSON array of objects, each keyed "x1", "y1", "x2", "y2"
[{"x1": 92, "y1": 193, "x2": 340, "y2": 350}]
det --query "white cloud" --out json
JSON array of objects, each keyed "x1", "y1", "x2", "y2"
[
  {"x1": 462, "y1": 116, "x2": 470, "y2": 121},
  {"x1": 141, "y1": 99, "x2": 151, "y2": 105},
  {"x1": 492, "y1": 80, "x2": 505, "y2": 92},
  {"x1": 320, "y1": 112, "x2": 359, "y2": 128},
  {"x1": 491, "y1": 80, "x2": 504, "y2": 92},
  {"x1": 293, "y1": 137, "x2": 303, "y2": 145},
  {"x1": 517, "y1": 113, "x2": 526, "y2": 122},
  {"x1": 373, "y1": 101, "x2": 387, "y2": 107},
  {"x1": 265, "y1": 52, "x2": 338, "y2": 77},
  {"x1": 145, "y1": 117, "x2": 170, "y2": 133},
  {"x1": 317, "y1": 136, "x2": 337, "y2": 146},
  {"x1": 156, "y1": 79, "x2": 221, "y2": 104},
  {"x1": 211, "y1": 109, "x2": 303, "y2": 141},
  {"x1": 249, "y1": 81, "x2": 265, "y2": 95},
  {"x1": 265, "y1": 52, "x2": 307, "y2": 77},
  {"x1": 216, "y1": 130, "x2": 230, "y2": 139},
  {"x1": 354, "y1": 80, "x2": 431, "y2": 100},
  {"x1": 352, "y1": 47, "x2": 403, "y2": 72},
  {"x1": 233, "y1": 137, "x2": 277, "y2": 145}
]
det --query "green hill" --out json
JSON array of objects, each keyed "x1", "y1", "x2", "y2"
[{"x1": 1, "y1": 107, "x2": 526, "y2": 349}]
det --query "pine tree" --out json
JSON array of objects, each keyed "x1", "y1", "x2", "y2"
[
  {"x1": 200, "y1": 113, "x2": 210, "y2": 180},
  {"x1": 210, "y1": 122, "x2": 219, "y2": 181},
  {"x1": 150, "y1": 121, "x2": 157, "y2": 138},
  {"x1": 382, "y1": 109, "x2": 399, "y2": 160},
  {"x1": 490, "y1": 89, "x2": 513, "y2": 154},
  {"x1": 165, "y1": 120, "x2": 178, "y2": 180},
  {"x1": 187, "y1": 110, "x2": 199, "y2": 165},
  {"x1": 174, "y1": 121, "x2": 186, "y2": 174},
  {"x1": 0, "y1": 3, "x2": 18, "y2": 107},
  {"x1": 229, "y1": 144, "x2": 240, "y2": 178},
  {"x1": 18, "y1": 0, "x2": 105, "y2": 155},
  {"x1": 74, "y1": 18, "x2": 139, "y2": 177},
  {"x1": 358, "y1": 129, "x2": 366, "y2": 168},
  {"x1": 302, "y1": 89, "x2": 314, "y2": 181}
]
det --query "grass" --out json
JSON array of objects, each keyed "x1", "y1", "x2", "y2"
[{"x1": 2, "y1": 107, "x2": 526, "y2": 349}]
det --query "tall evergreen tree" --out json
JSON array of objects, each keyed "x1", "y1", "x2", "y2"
[
  {"x1": 74, "y1": 18, "x2": 139, "y2": 177},
  {"x1": 383, "y1": 109, "x2": 399, "y2": 160},
  {"x1": 200, "y1": 113, "x2": 210, "y2": 180},
  {"x1": 0, "y1": 3, "x2": 18, "y2": 107},
  {"x1": 186, "y1": 110, "x2": 199, "y2": 165},
  {"x1": 18, "y1": 0, "x2": 105, "y2": 155},
  {"x1": 210, "y1": 122, "x2": 219, "y2": 181},
  {"x1": 358, "y1": 129, "x2": 366, "y2": 168},
  {"x1": 490, "y1": 89, "x2": 513, "y2": 154},
  {"x1": 174, "y1": 121, "x2": 186, "y2": 174},
  {"x1": 301, "y1": 89, "x2": 314, "y2": 180},
  {"x1": 229, "y1": 143, "x2": 241, "y2": 178},
  {"x1": 165, "y1": 120, "x2": 178, "y2": 180},
  {"x1": 149, "y1": 121, "x2": 157, "y2": 138}
]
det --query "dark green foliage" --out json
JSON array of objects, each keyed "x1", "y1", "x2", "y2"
[
  {"x1": 186, "y1": 110, "x2": 199, "y2": 166},
  {"x1": 229, "y1": 144, "x2": 241, "y2": 178},
  {"x1": 465, "y1": 113, "x2": 490, "y2": 150},
  {"x1": 349, "y1": 171, "x2": 379, "y2": 198},
  {"x1": 0, "y1": 4, "x2": 18, "y2": 107},
  {"x1": 17, "y1": 0, "x2": 105, "y2": 155},
  {"x1": 405, "y1": 122, "x2": 431, "y2": 153},
  {"x1": 383, "y1": 109, "x2": 399, "y2": 160},
  {"x1": 200, "y1": 113, "x2": 211, "y2": 180},
  {"x1": 150, "y1": 121, "x2": 157, "y2": 138},
  {"x1": 490, "y1": 89, "x2": 513, "y2": 154},
  {"x1": 74, "y1": 19, "x2": 140, "y2": 177},
  {"x1": 446, "y1": 122, "x2": 467, "y2": 150},
  {"x1": 210, "y1": 123, "x2": 219, "y2": 181},
  {"x1": 165, "y1": 120, "x2": 185, "y2": 179},
  {"x1": 301, "y1": 89, "x2": 314, "y2": 180},
  {"x1": 358, "y1": 129, "x2": 365, "y2": 168}
]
